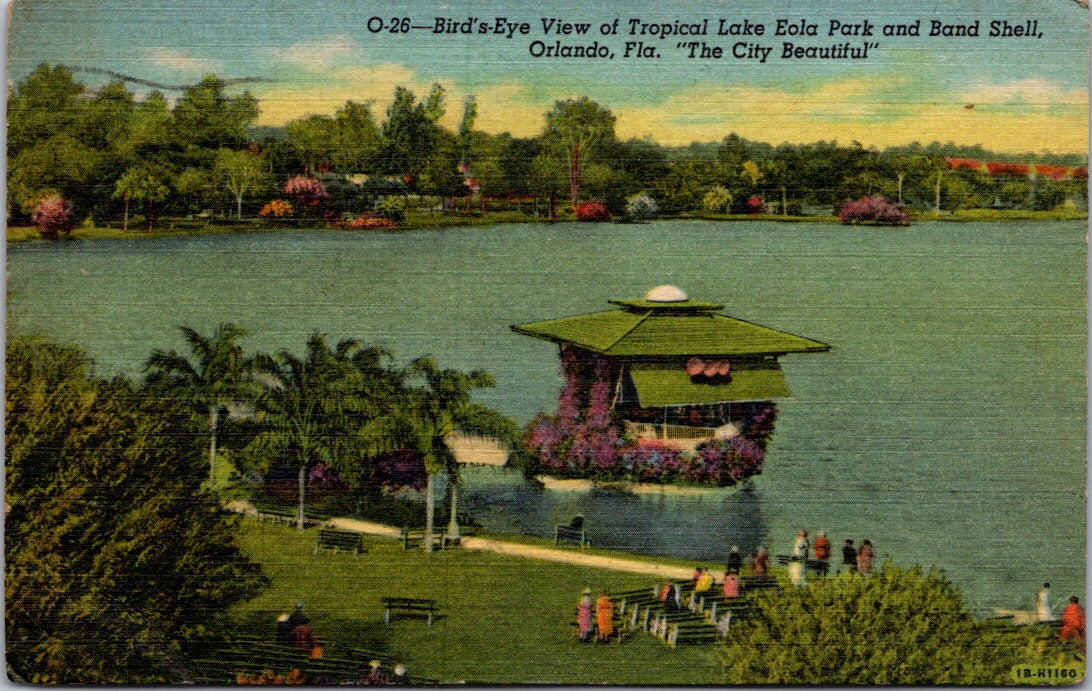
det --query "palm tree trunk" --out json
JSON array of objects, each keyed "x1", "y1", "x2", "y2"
[
  {"x1": 297, "y1": 464, "x2": 306, "y2": 531},
  {"x1": 424, "y1": 473, "x2": 436, "y2": 554},
  {"x1": 446, "y1": 472, "x2": 460, "y2": 541},
  {"x1": 209, "y1": 406, "x2": 219, "y2": 484},
  {"x1": 897, "y1": 173, "x2": 905, "y2": 204},
  {"x1": 934, "y1": 171, "x2": 943, "y2": 214},
  {"x1": 122, "y1": 195, "x2": 130, "y2": 232},
  {"x1": 236, "y1": 194, "x2": 243, "y2": 219}
]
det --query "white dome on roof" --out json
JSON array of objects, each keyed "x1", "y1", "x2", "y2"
[{"x1": 645, "y1": 285, "x2": 688, "y2": 302}]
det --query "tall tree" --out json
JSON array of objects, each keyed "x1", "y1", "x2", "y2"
[
  {"x1": 114, "y1": 163, "x2": 172, "y2": 231},
  {"x1": 398, "y1": 358, "x2": 513, "y2": 551},
  {"x1": 6, "y1": 63, "x2": 85, "y2": 157},
  {"x1": 213, "y1": 148, "x2": 268, "y2": 217},
  {"x1": 332, "y1": 100, "x2": 381, "y2": 172},
  {"x1": 378, "y1": 85, "x2": 446, "y2": 185},
  {"x1": 541, "y1": 97, "x2": 616, "y2": 209},
  {"x1": 144, "y1": 324, "x2": 251, "y2": 484},
  {"x1": 5, "y1": 336, "x2": 266, "y2": 683},
  {"x1": 172, "y1": 75, "x2": 259, "y2": 157},
  {"x1": 248, "y1": 334, "x2": 371, "y2": 530}
]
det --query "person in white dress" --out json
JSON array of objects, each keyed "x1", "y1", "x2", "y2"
[{"x1": 1037, "y1": 582, "x2": 1053, "y2": 622}]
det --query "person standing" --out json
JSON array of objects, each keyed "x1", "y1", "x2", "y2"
[
  {"x1": 793, "y1": 530, "x2": 810, "y2": 560},
  {"x1": 726, "y1": 546, "x2": 743, "y2": 574},
  {"x1": 596, "y1": 591, "x2": 615, "y2": 643},
  {"x1": 751, "y1": 546, "x2": 770, "y2": 578},
  {"x1": 857, "y1": 539, "x2": 875, "y2": 574},
  {"x1": 812, "y1": 531, "x2": 831, "y2": 576},
  {"x1": 576, "y1": 588, "x2": 594, "y2": 641},
  {"x1": 842, "y1": 539, "x2": 857, "y2": 572},
  {"x1": 695, "y1": 568, "x2": 714, "y2": 594},
  {"x1": 1036, "y1": 583, "x2": 1053, "y2": 622},
  {"x1": 722, "y1": 570, "x2": 741, "y2": 598},
  {"x1": 1059, "y1": 596, "x2": 1085, "y2": 647}
]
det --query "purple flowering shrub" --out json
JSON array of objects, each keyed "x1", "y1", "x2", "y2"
[
  {"x1": 284, "y1": 176, "x2": 329, "y2": 208},
  {"x1": 32, "y1": 195, "x2": 76, "y2": 239},
  {"x1": 838, "y1": 196, "x2": 910, "y2": 226},
  {"x1": 523, "y1": 347, "x2": 779, "y2": 486},
  {"x1": 375, "y1": 449, "x2": 428, "y2": 491}
]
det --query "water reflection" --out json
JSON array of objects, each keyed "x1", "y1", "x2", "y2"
[{"x1": 459, "y1": 467, "x2": 768, "y2": 563}]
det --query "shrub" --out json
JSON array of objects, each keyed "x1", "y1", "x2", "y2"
[
  {"x1": 377, "y1": 196, "x2": 407, "y2": 223},
  {"x1": 838, "y1": 195, "x2": 910, "y2": 225},
  {"x1": 342, "y1": 216, "x2": 397, "y2": 230},
  {"x1": 31, "y1": 196, "x2": 76, "y2": 239},
  {"x1": 625, "y1": 192, "x2": 658, "y2": 220},
  {"x1": 701, "y1": 185, "x2": 732, "y2": 213},
  {"x1": 575, "y1": 200, "x2": 611, "y2": 222},
  {"x1": 743, "y1": 194, "x2": 765, "y2": 213},
  {"x1": 283, "y1": 176, "x2": 328, "y2": 208},
  {"x1": 258, "y1": 199, "x2": 294, "y2": 218},
  {"x1": 719, "y1": 564, "x2": 1079, "y2": 684}
]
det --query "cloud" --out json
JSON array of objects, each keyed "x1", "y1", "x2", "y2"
[
  {"x1": 962, "y1": 78, "x2": 1087, "y2": 109},
  {"x1": 264, "y1": 34, "x2": 361, "y2": 70},
  {"x1": 145, "y1": 48, "x2": 221, "y2": 72}
]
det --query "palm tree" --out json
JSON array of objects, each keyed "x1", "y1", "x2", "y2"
[
  {"x1": 399, "y1": 358, "x2": 516, "y2": 552},
  {"x1": 144, "y1": 324, "x2": 250, "y2": 485},
  {"x1": 249, "y1": 333, "x2": 399, "y2": 531}
]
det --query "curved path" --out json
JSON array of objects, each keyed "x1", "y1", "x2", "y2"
[{"x1": 225, "y1": 500, "x2": 694, "y2": 580}]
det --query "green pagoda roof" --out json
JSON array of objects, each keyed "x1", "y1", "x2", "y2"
[{"x1": 511, "y1": 288, "x2": 830, "y2": 358}]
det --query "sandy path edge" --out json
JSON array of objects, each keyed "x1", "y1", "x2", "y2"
[{"x1": 224, "y1": 499, "x2": 693, "y2": 580}]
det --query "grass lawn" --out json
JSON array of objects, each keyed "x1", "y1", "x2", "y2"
[{"x1": 230, "y1": 519, "x2": 724, "y2": 684}]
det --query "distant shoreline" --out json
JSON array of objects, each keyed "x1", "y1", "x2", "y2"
[{"x1": 7, "y1": 208, "x2": 1086, "y2": 243}]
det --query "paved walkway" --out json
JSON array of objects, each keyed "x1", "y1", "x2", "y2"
[{"x1": 226, "y1": 500, "x2": 694, "y2": 580}]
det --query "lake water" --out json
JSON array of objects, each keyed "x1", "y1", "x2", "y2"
[{"x1": 7, "y1": 220, "x2": 1086, "y2": 613}]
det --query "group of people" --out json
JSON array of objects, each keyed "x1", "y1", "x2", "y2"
[
  {"x1": 786, "y1": 530, "x2": 875, "y2": 586},
  {"x1": 576, "y1": 589, "x2": 616, "y2": 643},
  {"x1": 269, "y1": 602, "x2": 412, "y2": 684},
  {"x1": 1036, "y1": 583, "x2": 1086, "y2": 648},
  {"x1": 359, "y1": 660, "x2": 411, "y2": 685},
  {"x1": 275, "y1": 602, "x2": 323, "y2": 658}
]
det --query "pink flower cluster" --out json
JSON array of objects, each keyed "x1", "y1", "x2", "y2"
[
  {"x1": 31, "y1": 196, "x2": 75, "y2": 239},
  {"x1": 284, "y1": 176, "x2": 329, "y2": 208},
  {"x1": 838, "y1": 196, "x2": 910, "y2": 226},
  {"x1": 575, "y1": 200, "x2": 611, "y2": 222}
]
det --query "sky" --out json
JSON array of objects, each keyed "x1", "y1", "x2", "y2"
[{"x1": 6, "y1": 0, "x2": 1089, "y2": 153}]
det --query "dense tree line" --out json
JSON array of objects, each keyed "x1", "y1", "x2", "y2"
[{"x1": 7, "y1": 63, "x2": 1087, "y2": 231}]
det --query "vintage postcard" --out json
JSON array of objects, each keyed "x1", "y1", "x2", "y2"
[{"x1": 4, "y1": 0, "x2": 1088, "y2": 685}]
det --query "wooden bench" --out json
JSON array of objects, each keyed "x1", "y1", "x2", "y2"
[
  {"x1": 776, "y1": 554, "x2": 830, "y2": 574},
  {"x1": 314, "y1": 528, "x2": 365, "y2": 555},
  {"x1": 554, "y1": 525, "x2": 589, "y2": 548},
  {"x1": 400, "y1": 528, "x2": 445, "y2": 551},
  {"x1": 382, "y1": 597, "x2": 439, "y2": 626}
]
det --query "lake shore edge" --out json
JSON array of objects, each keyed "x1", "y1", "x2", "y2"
[{"x1": 7, "y1": 208, "x2": 1086, "y2": 242}]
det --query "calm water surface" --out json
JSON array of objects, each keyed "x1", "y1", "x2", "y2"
[{"x1": 8, "y1": 220, "x2": 1086, "y2": 612}]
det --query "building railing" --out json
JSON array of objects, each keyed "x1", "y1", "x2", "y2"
[{"x1": 623, "y1": 421, "x2": 717, "y2": 450}]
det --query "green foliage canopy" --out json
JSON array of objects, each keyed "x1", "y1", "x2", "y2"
[{"x1": 5, "y1": 336, "x2": 267, "y2": 683}]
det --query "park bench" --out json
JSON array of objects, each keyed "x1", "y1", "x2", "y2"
[
  {"x1": 382, "y1": 596, "x2": 440, "y2": 626},
  {"x1": 314, "y1": 528, "x2": 366, "y2": 555},
  {"x1": 776, "y1": 554, "x2": 830, "y2": 574},
  {"x1": 400, "y1": 527, "x2": 445, "y2": 551},
  {"x1": 741, "y1": 575, "x2": 779, "y2": 589},
  {"x1": 554, "y1": 515, "x2": 590, "y2": 548}
]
